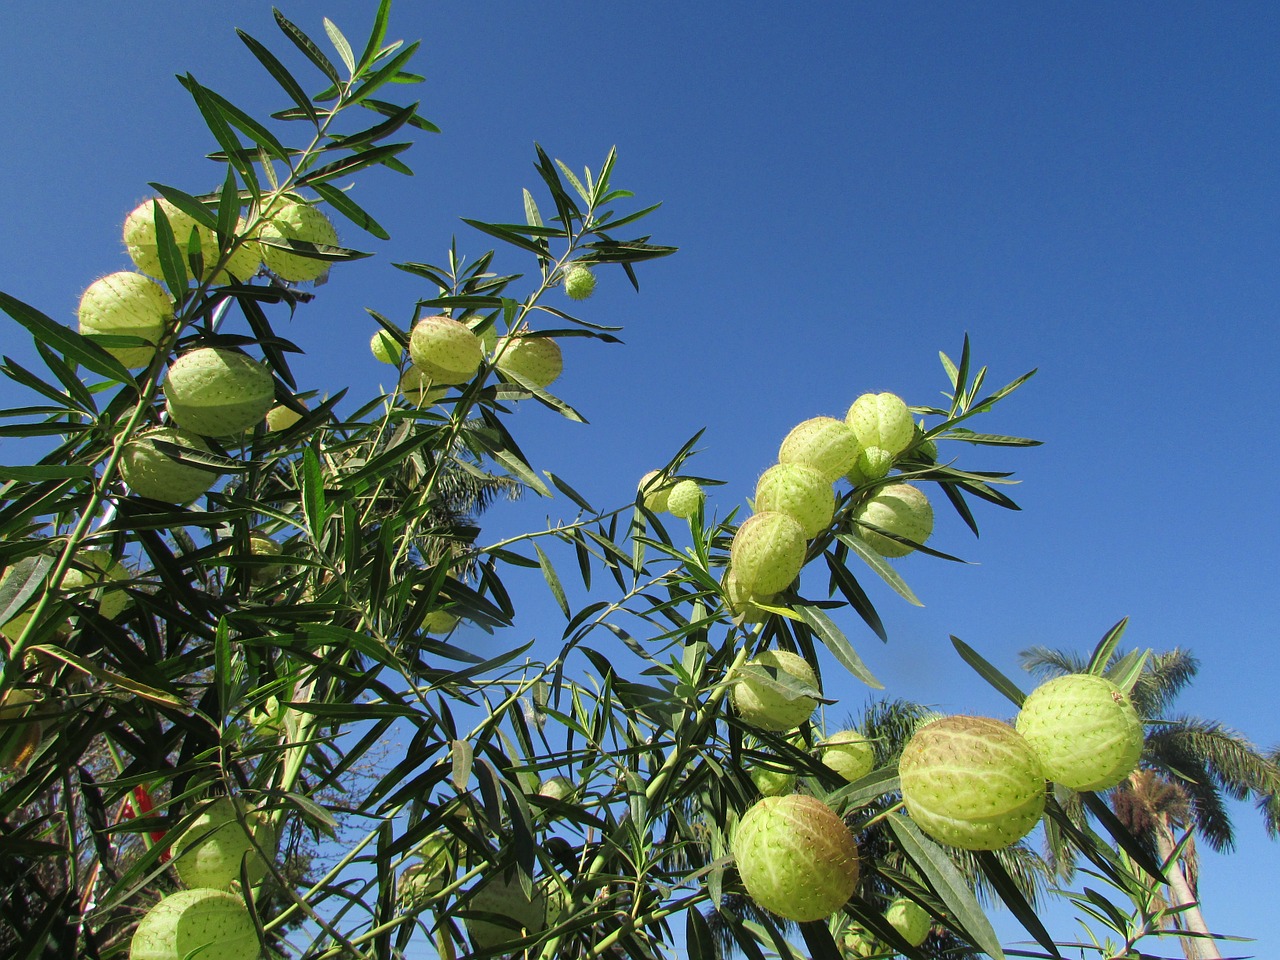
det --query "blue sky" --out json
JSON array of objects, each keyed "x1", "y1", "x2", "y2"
[{"x1": 2, "y1": 1, "x2": 1277, "y2": 956}]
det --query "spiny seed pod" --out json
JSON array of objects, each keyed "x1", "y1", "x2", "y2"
[
  {"x1": 731, "y1": 794, "x2": 859, "y2": 922},
  {"x1": 399, "y1": 832, "x2": 456, "y2": 906},
  {"x1": 60, "y1": 549, "x2": 132, "y2": 619},
  {"x1": 121, "y1": 427, "x2": 221, "y2": 502},
  {"x1": 0, "y1": 690, "x2": 43, "y2": 772},
  {"x1": 729, "y1": 511, "x2": 807, "y2": 597},
  {"x1": 852, "y1": 483, "x2": 934, "y2": 558},
  {"x1": 422, "y1": 609, "x2": 460, "y2": 634},
  {"x1": 409, "y1": 315, "x2": 484, "y2": 385},
  {"x1": 748, "y1": 763, "x2": 796, "y2": 798},
  {"x1": 563, "y1": 263, "x2": 596, "y2": 300},
  {"x1": 721, "y1": 568, "x2": 776, "y2": 624},
  {"x1": 778, "y1": 417, "x2": 860, "y2": 483},
  {"x1": 899, "y1": 715, "x2": 1046, "y2": 851},
  {"x1": 465, "y1": 871, "x2": 548, "y2": 951},
  {"x1": 666, "y1": 479, "x2": 704, "y2": 519},
  {"x1": 732, "y1": 650, "x2": 820, "y2": 733},
  {"x1": 129, "y1": 889, "x2": 258, "y2": 960},
  {"x1": 78, "y1": 272, "x2": 173, "y2": 369},
  {"x1": 370, "y1": 329, "x2": 402, "y2": 364},
  {"x1": 637, "y1": 470, "x2": 674, "y2": 512},
  {"x1": 1015, "y1": 674, "x2": 1144, "y2": 791},
  {"x1": 538, "y1": 776, "x2": 575, "y2": 802},
  {"x1": 840, "y1": 925, "x2": 880, "y2": 958},
  {"x1": 124, "y1": 199, "x2": 260, "y2": 283},
  {"x1": 164, "y1": 347, "x2": 275, "y2": 437},
  {"x1": 257, "y1": 200, "x2": 338, "y2": 282},
  {"x1": 847, "y1": 392, "x2": 914, "y2": 458},
  {"x1": 754, "y1": 463, "x2": 835, "y2": 538},
  {"x1": 247, "y1": 534, "x2": 284, "y2": 585},
  {"x1": 885, "y1": 896, "x2": 931, "y2": 947},
  {"x1": 495, "y1": 333, "x2": 563, "y2": 388},
  {"x1": 820, "y1": 729, "x2": 875, "y2": 782},
  {"x1": 265, "y1": 402, "x2": 304, "y2": 432},
  {"x1": 398, "y1": 367, "x2": 448, "y2": 407},
  {"x1": 846, "y1": 446, "x2": 894, "y2": 487},
  {"x1": 172, "y1": 797, "x2": 276, "y2": 890}
]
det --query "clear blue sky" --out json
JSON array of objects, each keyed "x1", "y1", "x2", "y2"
[{"x1": 2, "y1": 2, "x2": 1277, "y2": 956}]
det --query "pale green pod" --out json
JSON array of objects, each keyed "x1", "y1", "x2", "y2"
[
  {"x1": 409, "y1": 315, "x2": 483, "y2": 385},
  {"x1": 1015, "y1": 674, "x2": 1144, "y2": 791},
  {"x1": 732, "y1": 649, "x2": 820, "y2": 733},
  {"x1": 731, "y1": 794, "x2": 859, "y2": 922},
  {"x1": 129, "y1": 889, "x2": 258, "y2": 960},
  {"x1": 164, "y1": 347, "x2": 275, "y2": 437}
]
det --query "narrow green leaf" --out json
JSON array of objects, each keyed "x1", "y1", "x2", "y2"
[
  {"x1": 0, "y1": 465, "x2": 92, "y2": 481},
  {"x1": 0, "y1": 554, "x2": 52, "y2": 625},
  {"x1": 975, "y1": 850, "x2": 1061, "y2": 958},
  {"x1": 183, "y1": 74, "x2": 257, "y2": 190},
  {"x1": 0, "y1": 292, "x2": 131, "y2": 383},
  {"x1": 887, "y1": 813, "x2": 1005, "y2": 959},
  {"x1": 793, "y1": 604, "x2": 883, "y2": 689},
  {"x1": 555, "y1": 159, "x2": 591, "y2": 206},
  {"x1": 323, "y1": 17, "x2": 356, "y2": 74},
  {"x1": 30, "y1": 644, "x2": 186, "y2": 710},
  {"x1": 1086, "y1": 617, "x2": 1130, "y2": 674},
  {"x1": 348, "y1": 43, "x2": 422, "y2": 105},
  {"x1": 311, "y1": 183, "x2": 390, "y2": 240},
  {"x1": 356, "y1": 0, "x2": 392, "y2": 73},
  {"x1": 176, "y1": 75, "x2": 290, "y2": 163},
  {"x1": 147, "y1": 183, "x2": 217, "y2": 230},
  {"x1": 523, "y1": 188, "x2": 543, "y2": 228},
  {"x1": 836, "y1": 533, "x2": 923, "y2": 607},
  {"x1": 533, "y1": 543, "x2": 570, "y2": 619},
  {"x1": 545, "y1": 472, "x2": 594, "y2": 512},
  {"x1": 236, "y1": 30, "x2": 318, "y2": 125},
  {"x1": 686, "y1": 907, "x2": 716, "y2": 960},
  {"x1": 359, "y1": 97, "x2": 440, "y2": 133},
  {"x1": 461, "y1": 218, "x2": 552, "y2": 258},
  {"x1": 950, "y1": 635, "x2": 1026, "y2": 707},
  {"x1": 1106, "y1": 648, "x2": 1149, "y2": 694},
  {"x1": 151, "y1": 198, "x2": 191, "y2": 294},
  {"x1": 274, "y1": 9, "x2": 343, "y2": 86},
  {"x1": 823, "y1": 552, "x2": 887, "y2": 642},
  {"x1": 451, "y1": 739, "x2": 473, "y2": 790},
  {"x1": 325, "y1": 101, "x2": 417, "y2": 151},
  {"x1": 295, "y1": 141, "x2": 413, "y2": 186}
]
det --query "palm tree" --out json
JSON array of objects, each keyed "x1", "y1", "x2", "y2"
[{"x1": 1019, "y1": 645, "x2": 1280, "y2": 959}]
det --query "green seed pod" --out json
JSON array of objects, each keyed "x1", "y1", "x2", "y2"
[
  {"x1": 257, "y1": 201, "x2": 338, "y2": 283},
  {"x1": 754, "y1": 463, "x2": 835, "y2": 538},
  {"x1": 885, "y1": 896, "x2": 931, "y2": 947},
  {"x1": 847, "y1": 392, "x2": 914, "y2": 457},
  {"x1": 495, "y1": 333, "x2": 563, "y2": 388},
  {"x1": 397, "y1": 367, "x2": 449, "y2": 407},
  {"x1": 721, "y1": 568, "x2": 776, "y2": 624},
  {"x1": 538, "y1": 775, "x2": 575, "y2": 802},
  {"x1": 78, "y1": 271, "x2": 173, "y2": 368},
  {"x1": 164, "y1": 347, "x2": 275, "y2": 437},
  {"x1": 0, "y1": 690, "x2": 42, "y2": 772},
  {"x1": 465, "y1": 871, "x2": 548, "y2": 952},
  {"x1": 852, "y1": 483, "x2": 934, "y2": 558},
  {"x1": 60, "y1": 548, "x2": 132, "y2": 619},
  {"x1": 409, "y1": 315, "x2": 483, "y2": 385},
  {"x1": 820, "y1": 729, "x2": 875, "y2": 782},
  {"x1": 399, "y1": 832, "x2": 456, "y2": 907},
  {"x1": 422, "y1": 609, "x2": 460, "y2": 634},
  {"x1": 731, "y1": 794, "x2": 859, "y2": 922},
  {"x1": 732, "y1": 650, "x2": 820, "y2": 733},
  {"x1": 839, "y1": 925, "x2": 880, "y2": 958},
  {"x1": 265, "y1": 403, "x2": 304, "y2": 432},
  {"x1": 899, "y1": 715, "x2": 1046, "y2": 851},
  {"x1": 121, "y1": 427, "x2": 220, "y2": 503},
  {"x1": 172, "y1": 797, "x2": 276, "y2": 890},
  {"x1": 563, "y1": 263, "x2": 596, "y2": 300},
  {"x1": 846, "y1": 446, "x2": 894, "y2": 487},
  {"x1": 1015, "y1": 674, "x2": 1144, "y2": 791},
  {"x1": 370, "y1": 329, "x2": 402, "y2": 364},
  {"x1": 748, "y1": 763, "x2": 796, "y2": 798},
  {"x1": 666, "y1": 479, "x2": 704, "y2": 519},
  {"x1": 637, "y1": 470, "x2": 674, "y2": 512},
  {"x1": 124, "y1": 199, "x2": 260, "y2": 283},
  {"x1": 729, "y1": 512, "x2": 807, "y2": 597},
  {"x1": 129, "y1": 889, "x2": 259, "y2": 960},
  {"x1": 778, "y1": 416, "x2": 860, "y2": 483}
]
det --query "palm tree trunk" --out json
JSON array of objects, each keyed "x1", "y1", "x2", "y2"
[{"x1": 1153, "y1": 816, "x2": 1221, "y2": 960}]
